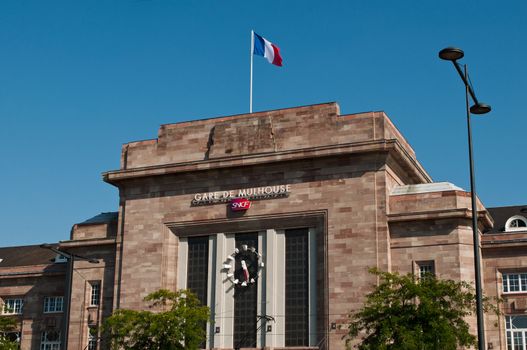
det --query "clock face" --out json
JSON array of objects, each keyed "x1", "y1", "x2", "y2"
[
  {"x1": 223, "y1": 244, "x2": 264, "y2": 288},
  {"x1": 234, "y1": 249, "x2": 258, "y2": 286}
]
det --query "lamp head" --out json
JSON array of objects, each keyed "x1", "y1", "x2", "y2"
[
  {"x1": 470, "y1": 103, "x2": 491, "y2": 115},
  {"x1": 40, "y1": 243, "x2": 53, "y2": 249},
  {"x1": 439, "y1": 47, "x2": 464, "y2": 61}
]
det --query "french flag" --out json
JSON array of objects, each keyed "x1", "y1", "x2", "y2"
[{"x1": 253, "y1": 32, "x2": 283, "y2": 67}]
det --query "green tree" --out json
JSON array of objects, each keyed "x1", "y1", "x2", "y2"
[
  {"x1": 103, "y1": 289, "x2": 210, "y2": 350},
  {"x1": 345, "y1": 268, "x2": 498, "y2": 350},
  {"x1": 0, "y1": 315, "x2": 19, "y2": 350}
]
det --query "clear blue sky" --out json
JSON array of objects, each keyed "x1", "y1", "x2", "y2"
[{"x1": 1, "y1": 1, "x2": 526, "y2": 247}]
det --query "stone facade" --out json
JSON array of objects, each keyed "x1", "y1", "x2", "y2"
[
  {"x1": 0, "y1": 247, "x2": 66, "y2": 349},
  {"x1": 482, "y1": 228, "x2": 527, "y2": 349},
  {"x1": 102, "y1": 103, "x2": 431, "y2": 349},
  {"x1": 1, "y1": 102, "x2": 525, "y2": 350},
  {"x1": 63, "y1": 217, "x2": 116, "y2": 350}
]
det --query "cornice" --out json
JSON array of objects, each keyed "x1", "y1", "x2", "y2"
[
  {"x1": 0, "y1": 265, "x2": 65, "y2": 278},
  {"x1": 103, "y1": 139, "x2": 431, "y2": 185},
  {"x1": 59, "y1": 238, "x2": 116, "y2": 248},
  {"x1": 482, "y1": 232, "x2": 527, "y2": 249},
  {"x1": 388, "y1": 208, "x2": 493, "y2": 228}
]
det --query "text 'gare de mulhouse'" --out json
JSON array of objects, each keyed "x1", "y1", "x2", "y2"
[{"x1": 191, "y1": 185, "x2": 291, "y2": 206}]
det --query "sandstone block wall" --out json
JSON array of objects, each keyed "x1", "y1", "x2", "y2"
[
  {"x1": 103, "y1": 103, "x2": 433, "y2": 349},
  {"x1": 60, "y1": 240, "x2": 116, "y2": 350},
  {"x1": 116, "y1": 103, "x2": 420, "y2": 171},
  {"x1": 0, "y1": 264, "x2": 65, "y2": 349},
  {"x1": 70, "y1": 221, "x2": 117, "y2": 241},
  {"x1": 482, "y1": 232, "x2": 527, "y2": 349}
]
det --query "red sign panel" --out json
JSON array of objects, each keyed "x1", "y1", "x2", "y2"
[{"x1": 230, "y1": 198, "x2": 251, "y2": 211}]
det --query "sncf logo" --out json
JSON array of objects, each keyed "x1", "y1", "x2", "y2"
[{"x1": 230, "y1": 198, "x2": 251, "y2": 211}]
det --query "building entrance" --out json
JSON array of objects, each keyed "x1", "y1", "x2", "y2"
[{"x1": 177, "y1": 223, "x2": 318, "y2": 349}]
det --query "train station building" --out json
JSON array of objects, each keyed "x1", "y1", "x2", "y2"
[{"x1": 1, "y1": 102, "x2": 526, "y2": 349}]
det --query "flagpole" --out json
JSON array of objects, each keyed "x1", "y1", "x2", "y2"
[{"x1": 250, "y1": 30, "x2": 254, "y2": 113}]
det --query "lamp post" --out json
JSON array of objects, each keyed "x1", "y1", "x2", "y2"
[
  {"x1": 439, "y1": 47, "x2": 491, "y2": 350},
  {"x1": 41, "y1": 244, "x2": 99, "y2": 350}
]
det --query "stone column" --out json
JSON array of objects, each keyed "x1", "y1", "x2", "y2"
[
  {"x1": 213, "y1": 233, "x2": 235, "y2": 348},
  {"x1": 264, "y1": 228, "x2": 286, "y2": 347}
]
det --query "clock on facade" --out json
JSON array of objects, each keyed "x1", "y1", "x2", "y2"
[{"x1": 223, "y1": 244, "x2": 264, "y2": 287}]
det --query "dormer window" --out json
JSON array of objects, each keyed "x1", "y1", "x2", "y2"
[
  {"x1": 54, "y1": 254, "x2": 67, "y2": 264},
  {"x1": 510, "y1": 219, "x2": 527, "y2": 228},
  {"x1": 505, "y1": 215, "x2": 527, "y2": 232}
]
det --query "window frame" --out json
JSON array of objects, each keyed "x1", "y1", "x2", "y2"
[
  {"x1": 177, "y1": 226, "x2": 318, "y2": 348},
  {"x1": 233, "y1": 232, "x2": 259, "y2": 348},
  {"x1": 415, "y1": 260, "x2": 435, "y2": 280},
  {"x1": 284, "y1": 228, "x2": 310, "y2": 347},
  {"x1": 40, "y1": 330, "x2": 61, "y2": 350},
  {"x1": 88, "y1": 327, "x2": 98, "y2": 350},
  {"x1": 89, "y1": 282, "x2": 101, "y2": 307},
  {"x1": 43, "y1": 296, "x2": 64, "y2": 314},
  {"x1": 505, "y1": 215, "x2": 527, "y2": 232},
  {"x1": 506, "y1": 315, "x2": 527, "y2": 350},
  {"x1": 502, "y1": 273, "x2": 527, "y2": 294},
  {"x1": 186, "y1": 236, "x2": 210, "y2": 306},
  {"x1": 186, "y1": 236, "x2": 210, "y2": 349},
  {"x1": 0, "y1": 331, "x2": 21, "y2": 344},
  {"x1": 2, "y1": 298, "x2": 24, "y2": 315}
]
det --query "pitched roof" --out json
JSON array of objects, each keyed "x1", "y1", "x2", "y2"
[
  {"x1": 0, "y1": 244, "x2": 58, "y2": 268},
  {"x1": 486, "y1": 205, "x2": 527, "y2": 234},
  {"x1": 77, "y1": 212, "x2": 118, "y2": 226}
]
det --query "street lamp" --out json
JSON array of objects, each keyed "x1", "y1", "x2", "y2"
[
  {"x1": 41, "y1": 244, "x2": 99, "y2": 350},
  {"x1": 439, "y1": 47, "x2": 491, "y2": 350}
]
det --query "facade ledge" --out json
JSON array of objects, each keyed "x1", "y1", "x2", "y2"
[
  {"x1": 103, "y1": 138, "x2": 431, "y2": 185},
  {"x1": 387, "y1": 208, "x2": 493, "y2": 227},
  {"x1": 502, "y1": 292, "x2": 527, "y2": 297},
  {"x1": 391, "y1": 182, "x2": 464, "y2": 195},
  {"x1": 482, "y1": 238, "x2": 527, "y2": 248},
  {"x1": 59, "y1": 238, "x2": 116, "y2": 248},
  {"x1": 482, "y1": 232, "x2": 527, "y2": 247},
  {"x1": 0, "y1": 264, "x2": 64, "y2": 278},
  {"x1": 166, "y1": 210, "x2": 327, "y2": 237}
]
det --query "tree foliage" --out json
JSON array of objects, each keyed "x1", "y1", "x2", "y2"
[
  {"x1": 0, "y1": 315, "x2": 19, "y2": 350},
  {"x1": 103, "y1": 289, "x2": 210, "y2": 350},
  {"x1": 345, "y1": 268, "x2": 499, "y2": 350}
]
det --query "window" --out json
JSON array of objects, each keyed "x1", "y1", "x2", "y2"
[
  {"x1": 233, "y1": 233, "x2": 258, "y2": 348},
  {"x1": 187, "y1": 236, "x2": 209, "y2": 306},
  {"x1": 2, "y1": 298, "x2": 23, "y2": 315},
  {"x1": 285, "y1": 228, "x2": 309, "y2": 346},
  {"x1": 40, "y1": 330, "x2": 60, "y2": 350},
  {"x1": 43, "y1": 297, "x2": 63, "y2": 313},
  {"x1": 179, "y1": 227, "x2": 318, "y2": 347},
  {"x1": 53, "y1": 254, "x2": 67, "y2": 264},
  {"x1": 506, "y1": 216, "x2": 527, "y2": 232},
  {"x1": 416, "y1": 261, "x2": 435, "y2": 280},
  {"x1": 186, "y1": 236, "x2": 209, "y2": 349},
  {"x1": 511, "y1": 220, "x2": 527, "y2": 228},
  {"x1": 506, "y1": 315, "x2": 527, "y2": 350},
  {"x1": 90, "y1": 282, "x2": 100, "y2": 306},
  {"x1": 88, "y1": 328, "x2": 97, "y2": 350},
  {"x1": 503, "y1": 273, "x2": 527, "y2": 293},
  {"x1": 1, "y1": 331, "x2": 20, "y2": 344}
]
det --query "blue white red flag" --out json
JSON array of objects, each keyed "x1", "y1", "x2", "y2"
[{"x1": 253, "y1": 32, "x2": 283, "y2": 67}]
